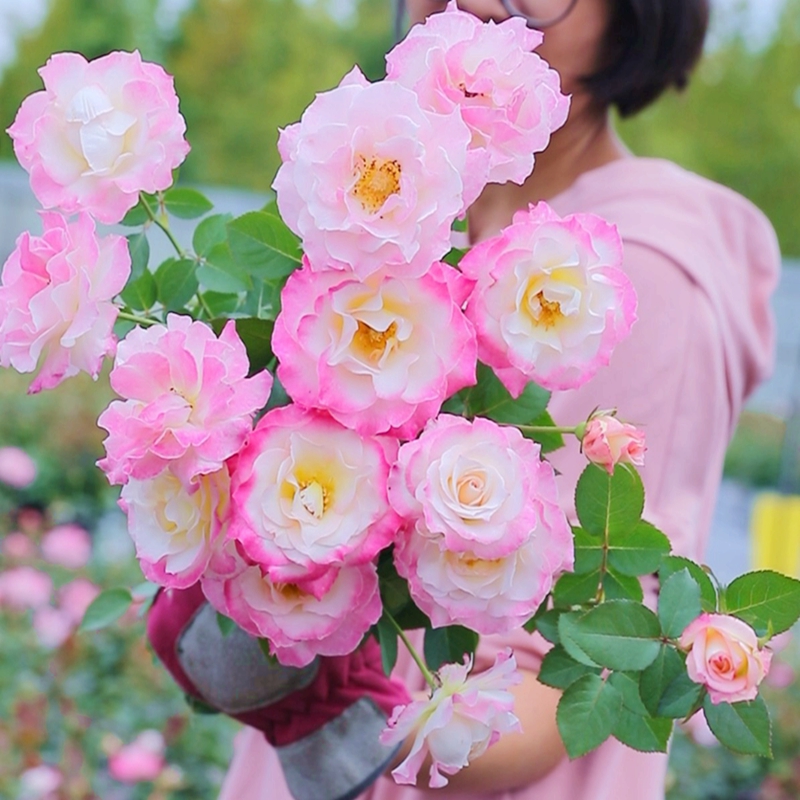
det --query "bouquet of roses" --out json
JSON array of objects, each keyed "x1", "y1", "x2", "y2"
[{"x1": 2, "y1": 2, "x2": 798, "y2": 793}]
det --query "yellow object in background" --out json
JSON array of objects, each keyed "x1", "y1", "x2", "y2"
[{"x1": 751, "y1": 493, "x2": 800, "y2": 577}]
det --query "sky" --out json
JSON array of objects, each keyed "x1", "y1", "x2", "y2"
[{"x1": 0, "y1": 0, "x2": 790, "y2": 73}]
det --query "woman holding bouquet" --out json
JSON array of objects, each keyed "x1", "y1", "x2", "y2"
[{"x1": 148, "y1": 0, "x2": 779, "y2": 798}]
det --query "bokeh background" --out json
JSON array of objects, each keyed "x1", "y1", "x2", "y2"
[{"x1": 0, "y1": 0, "x2": 799, "y2": 798}]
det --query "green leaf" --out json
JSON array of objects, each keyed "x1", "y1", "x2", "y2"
[
  {"x1": 376, "y1": 614, "x2": 399, "y2": 676},
  {"x1": 164, "y1": 187, "x2": 213, "y2": 219},
  {"x1": 603, "y1": 570, "x2": 644, "y2": 602},
  {"x1": 557, "y1": 674, "x2": 622, "y2": 759},
  {"x1": 558, "y1": 612, "x2": 601, "y2": 667},
  {"x1": 227, "y1": 211, "x2": 302, "y2": 280},
  {"x1": 608, "y1": 672, "x2": 650, "y2": 716},
  {"x1": 198, "y1": 242, "x2": 250, "y2": 293},
  {"x1": 607, "y1": 521, "x2": 671, "y2": 577},
  {"x1": 703, "y1": 695, "x2": 772, "y2": 757},
  {"x1": 462, "y1": 363, "x2": 550, "y2": 425},
  {"x1": 185, "y1": 694, "x2": 221, "y2": 715},
  {"x1": 120, "y1": 270, "x2": 157, "y2": 312},
  {"x1": 377, "y1": 553, "x2": 431, "y2": 631},
  {"x1": 640, "y1": 645, "x2": 703, "y2": 718},
  {"x1": 660, "y1": 557, "x2": 717, "y2": 612},
  {"x1": 451, "y1": 216, "x2": 468, "y2": 233},
  {"x1": 527, "y1": 607, "x2": 561, "y2": 642},
  {"x1": 155, "y1": 258, "x2": 199, "y2": 311},
  {"x1": 193, "y1": 213, "x2": 233, "y2": 256},
  {"x1": 265, "y1": 373, "x2": 292, "y2": 411},
  {"x1": 202, "y1": 291, "x2": 241, "y2": 318},
  {"x1": 120, "y1": 192, "x2": 158, "y2": 226},
  {"x1": 538, "y1": 645, "x2": 601, "y2": 690},
  {"x1": 659, "y1": 569, "x2": 702, "y2": 638},
  {"x1": 725, "y1": 570, "x2": 800, "y2": 636},
  {"x1": 553, "y1": 570, "x2": 601, "y2": 607},
  {"x1": 80, "y1": 587, "x2": 132, "y2": 632},
  {"x1": 442, "y1": 247, "x2": 466, "y2": 267},
  {"x1": 573, "y1": 527, "x2": 604, "y2": 575},
  {"x1": 216, "y1": 613, "x2": 236, "y2": 637},
  {"x1": 613, "y1": 708, "x2": 672, "y2": 753},
  {"x1": 574, "y1": 463, "x2": 644, "y2": 539},
  {"x1": 563, "y1": 601, "x2": 661, "y2": 671},
  {"x1": 242, "y1": 278, "x2": 282, "y2": 320},
  {"x1": 232, "y1": 318, "x2": 275, "y2": 374},
  {"x1": 424, "y1": 625, "x2": 479, "y2": 672},
  {"x1": 522, "y1": 410, "x2": 565, "y2": 453},
  {"x1": 127, "y1": 232, "x2": 150, "y2": 281}
]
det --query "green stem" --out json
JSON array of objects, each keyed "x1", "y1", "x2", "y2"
[
  {"x1": 118, "y1": 310, "x2": 159, "y2": 327},
  {"x1": 384, "y1": 610, "x2": 437, "y2": 691},
  {"x1": 196, "y1": 290, "x2": 214, "y2": 320},
  {"x1": 516, "y1": 425, "x2": 578, "y2": 436},
  {"x1": 140, "y1": 192, "x2": 186, "y2": 259}
]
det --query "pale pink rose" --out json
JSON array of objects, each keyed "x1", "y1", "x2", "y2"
[
  {"x1": 462, "y1": 202, "x2": 637, "y2": 394},
  {"x1": 0, "y1": 446, "x2": 37, "y2": 488},
  {"x1": 386, "y1": 1, "x2": 569, "y2": 187},
  {"x1": 58, "y1": 578, "x2": 101, "y2": 625},
  {"x1": 274, "y1": 260, "x2": 477, "y2": 438},
  {"x1": 273, "y1": 67, "x2": 474, "y2": 279},
  {"x1": 224, "y1": 561, "x2": 382, "y2": 667},
  {"x1": 381, "y1": 649, "x2": 521, "y2": 788},
  {"x1": 33, "y1": 605, "x2": 74, "y2": 648},
  {"x1": 0, "y1": 212, "x2": 131, "y2": 393},
  {"x1": 2, "y1": 531, "x2": 36, "y2": 560},
  {"x1": 108, "y1": 730, "x2": 166, "y2": 784},
  {"x1": 40, "y1": 523, "x2": 92, "y2": 569},
  {"x1": 679, "y1": 613, "x2": 772, "y2": 704},
  {"x1": 582, "y1": 415, "x2": 646, "y2": 474},
  {"x1": 229, "y1": 405, "x2": 399, "y2": 580},
  {"x1": 8, "y1": 51, "x2": 189, "y2": 224},
  {"x1": 0, "y1": 566, "x2": 52, "y2": 610},
  {"x1": 97, "y1": 315, "x2": 272, "y2": 485},
  {"x1": 18, "y1": 764, "x2": 63, "y2": 799},
  {"x1": 119, "y1": 464, "x2": 231, "y2": 589}
]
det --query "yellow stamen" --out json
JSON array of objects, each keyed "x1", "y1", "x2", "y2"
[
  {"x1": 352, "y1": 320, "x2": 397, "y2": 364},
  {"x1": 352, "y1": 156, "x2": 402, "y2": 214}
]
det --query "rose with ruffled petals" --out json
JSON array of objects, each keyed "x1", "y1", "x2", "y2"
[
  {"x1": 680, "y1": 613, "x2": 772, "y2": 704},
  {"x1": 119, "y1": 464, "x2": 231, "y2": 589},
  {"x1": 582, "y1": 414, "x2": 646, "y2": 474},
  {"x1": 274, "y1": 260, "x2": 477, "y2": 438},
  {"x1": 8, "y1": 50, "x2": 189, "y2": 224},
  {"x1": 224, "y1": 561, "x2": 382, "y2": 667},
  {"x1": 274, "y1": 67, "x2": 474, "y2": 279},
  {"x1": 381, "y1": 649, "x2": 521, "y2": 788},
  {"x1": 97, "y1": 315, "x2": 272, "y2": 485},
  {"x1": 462, "y1": 202, "x2": 637, "y2": 394},
  {"x1": 386, "y1": 1, "x2": 569, "y2": 186},
  {"x1": 0, "y1": 213, "x2": 130, "y2": 393},
  {"x1": 229, "y1": 405, "x2": 398, "y2": 580}
]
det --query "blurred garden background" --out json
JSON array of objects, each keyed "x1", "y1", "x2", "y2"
[{"x1": 0, "y1": 0, "x2": 799, "y2": 797}]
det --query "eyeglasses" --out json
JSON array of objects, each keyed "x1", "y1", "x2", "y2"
[{"x1": 499, "y1": 0, "x2": 579, "y2": 28}]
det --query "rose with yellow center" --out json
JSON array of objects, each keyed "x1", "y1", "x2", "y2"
[
  {"x1": 229, "y1": 405, "x2": 399, "y2": 582},
  {"x1": 351, "y1": 156, "x2": 402, "y2": 215}
]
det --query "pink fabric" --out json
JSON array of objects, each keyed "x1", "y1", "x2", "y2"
[{"x1": 218, "y1": 157, "x2": 779, "y2": 800}]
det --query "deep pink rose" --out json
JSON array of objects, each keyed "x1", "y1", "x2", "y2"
[
  {"x1": 582, "y1": 414, "x2": 646, "y2": 474},
  {"x1": 0, "y1": 446, "x2": 37, "y2": 488},
  {"x1": 0, "y1": 566, "x2": 53, "y2": 610},
  {"x1": 274, "y1": 260, "x2": 477, "y2": 438},
  {"x1": 8, "y1": 51, "x2": 189, "y2": 224},
  {"x1": 97, "y1": 315, "x2": 272, "y2": 485},
  {"x1": 462, "y1": 202, "x2": 637, "y2": 394},
  {"x1": 274, "y1": 67, "x2": 473, "y2": 279},
  {"x1": 680, "y1": 613, "x2": 772, "y2": 704},
  {"x1": 229, "y1": 405, "x2": 399, "y2": 580},
  {"x1": 0, "y1": 212, "x2": 130, "y2": 393},
  {"x1": 108, "y1": 730, "x2": 166, "y2": 784},
  {"x1": 381, "y1": 649, "x2": 521, "y2": 788},
  {"x1": 386, "y1": 1, "x2": 569, "y2": 186},
  {"x1": 40, "y1": 523, "x2": 92, "y2": 569}
]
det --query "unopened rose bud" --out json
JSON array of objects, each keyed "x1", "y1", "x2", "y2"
[{"x1": 581, "y1": 415, "x2": 645, "y2": 474}]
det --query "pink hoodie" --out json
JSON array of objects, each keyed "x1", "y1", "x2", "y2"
[{"x1": 218, "y1": 157, "x2": 779, "y2": 800}]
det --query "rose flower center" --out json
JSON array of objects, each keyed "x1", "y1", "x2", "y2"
[
  {"x1": 525, "y1": 287, "x2": 563, "y2": 329},
  {"x1": 297, "y1": 480, "x2": 330, "y2": 519},
  {"x1": 276, "y1": 582, "x2": 307, "y2": 602},
  {"x1": 456, "y1": 471, "x2": 488, "y2": 506},
  {"x1": 352, "y1": 156, "x2": 402, "y2": 214},
  {"x1": 352, "y1": 320, "x2": 398, "y2": 364}
]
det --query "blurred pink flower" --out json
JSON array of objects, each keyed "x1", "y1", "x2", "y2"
[
  {"x1": 33, "y1": 605, "x2": 74, "y2": 649},
  {"x1": 18, "y1": 764, "x2": 63, "y2": 799},
  {"x1": 0, "y1": 566, "x2": 52, "y2": 610},
  {"x1": 0, "y1": 446, "x2": 37, "y2": 488},
  {"x1": 0, "y1": 212, "x2": 131, "y2": 393},
  {"x1": 1, "y1": 531, "x2": 36, "y2": 560},
  {"x1": 58, "y1": 578, "x2": 101, "y2": 625},
  {"x1": 41, "y1": 523, "x2": 92, "y2": 569},
  {"x1": 681, "y1": 711, "x2": 718, "y2": 748},
  {"x1": 108, "y1": 730, "x2": 166, "y2": 784},
  {"x1": 8, "y1": 50, "x2": 189, "y2": 224}
]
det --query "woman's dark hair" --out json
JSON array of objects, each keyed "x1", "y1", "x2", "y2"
[{"x1": 584, "y1": 0, "x2": 710, "y2": 117}]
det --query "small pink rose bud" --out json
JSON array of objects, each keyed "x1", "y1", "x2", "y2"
[
  {"x1": 581, "y1": 415, "x2": 645, "y2": 474},
  {"x1": 679, "y1": 613, "x2": 772, "y2": 704}
]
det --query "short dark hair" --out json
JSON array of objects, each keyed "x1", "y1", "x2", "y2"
[{"x1": 584, "y1": 0, "x2": 710, "y2": 117}]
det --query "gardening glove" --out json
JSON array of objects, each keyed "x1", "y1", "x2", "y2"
[{"x1": 146, "y1": 583, "x2": 410, "y2": 800}]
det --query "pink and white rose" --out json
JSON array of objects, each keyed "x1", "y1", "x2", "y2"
[
  {"x1": 273, "y1": 67, "x2": 474, "y2": 279},
  {"x1": 582, "y1": 414, "x2": 646, "y2": 474},
  {"x1": 381, "y1": 649, "x2": 521, "y2": 788},
  {"x1": 0, "y1": 446, "x2": 37, "y2": 488},
  {"x1": 274, "y1": 260, "x2": 477, "y2": 438},
  {"x1": 40, "y1": 523, "x2": 92, "y2": 569},
  {"x1": 97, "y1": 315, "x2": 272, "y2": 485},
  {"x1": 0, "y1": 566, "x2": 53, "y2": 610},
  {"x1": 119, "y1": 464, "x2": 232, "y2": 589},
  {"x1": 462, "y1": 202, "x2": 637, "y2": 394},
  {"x1": 8, "y1": 50, "x2": 189, "y2": 224},
  {"x1": 679, "y1": 613, "x2": 772, "y2": 704},
  {"x1": 229, "y1": 405, "x2": 398, "y2": 580},
  {"x1": 0, "y1": 212, "x2": 130, "y2": 393},
  {"x1": 386, "y1": 1, "x2": 569, "y2": 186}
]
